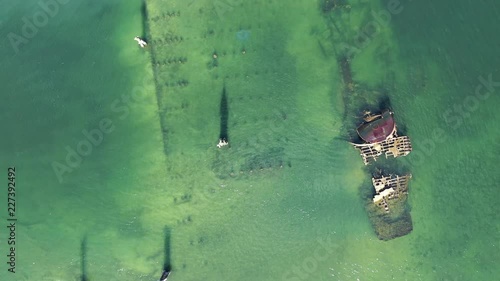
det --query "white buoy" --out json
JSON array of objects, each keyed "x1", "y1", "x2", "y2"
[{"x1": 134, "y1": 36, "x2": 147, "y2": 48}]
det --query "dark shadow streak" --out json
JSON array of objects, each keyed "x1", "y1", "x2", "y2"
[
  {"x1": 219, "y1": 85, "x2": 229, "y2": 141},
  {"x1": 140, "y1": 1, "x2": 148, "y2": 39},
  {"x1": 81, "y1": 235, "x2": 88, "y2": 281},
  {"x1": 163, "y1": 226, "x2": 171, "y2": 271},
  {"x1": 158, "y1": 227, "x2": 172, "y2": 280}
]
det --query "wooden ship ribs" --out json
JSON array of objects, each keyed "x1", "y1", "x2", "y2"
[
  {"x1": 352, "y1": 136, "x2": 412, "y2": 165},
  {"x1": 351, "y1": 110, "x2": 412, "y2": 165},
  {"x1": 366, "y1": 173, "x2": 414, "y2": 240},
  {"x1": 372, "y1": 174, "x2": 412, "y2": 212}
]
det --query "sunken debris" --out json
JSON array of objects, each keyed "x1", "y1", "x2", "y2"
[
  {"x1": 351, "y1": 110, "x2": 412, "y2": 165},
  {"x1": 365, "y1": 173, "x2": 413, "y2": 240},
  {"x1": 321, "y1": 0, "x2": 351, "y2": 13},
  {"x1": 372, "y1": 174, "x2": 412, "y2": 213}
]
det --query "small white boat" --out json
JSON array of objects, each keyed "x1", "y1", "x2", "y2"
[
  {"x1": 134, "y1": 36, "x2": 147, "y2": 48},
  {"x1": 217, "y1": 138, "x2": 228, "y2": 148}
]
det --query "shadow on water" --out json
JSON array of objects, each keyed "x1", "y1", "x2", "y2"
[
  {"x1": 80, "y1": 235, "x2": 88, "y2": 281},
  {"x1": 140, "y1": 1, "x2": 149, "y2": 39},
  {"x1": 219, "y1": 85, "x2": 229, "y2": 141},
  {"x1": 357, "y1": 94, "x2": 392, "y2": 116},
  {"x1": 163, "y1": 226, "x2": 172, "y2": 272},
  {"x1": 156, "y1": 226, "x2": 172, "y2": 281},
  {"x1": 377, "y1": 96, "x2": 392, "y2": 112}
]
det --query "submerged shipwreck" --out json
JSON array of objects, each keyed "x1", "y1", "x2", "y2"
[
  {"x1": 365, "y1": 172, "x2": 414, "y2": 240},
  {"x1": 351, "y1": 110, "x2": 414, "y2": 240},
  {"x1": 372, "y1": 174, "x2": 412, "y2": 212},
  {"x1": 351, "y1": 110, "x2": 412, "y2": 165},
  {"x1": 317, "y1": 0, "x2": 415, "y2": 240}
]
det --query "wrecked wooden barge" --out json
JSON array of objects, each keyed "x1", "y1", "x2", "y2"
[
  {"x1": 351, "y1": 110, "x2": 412, "y2": 165},
  {"x1": 366, "y1": 173, "x2": 413, "y2": 240},
  {"x1": 349, "y1": 110, "x2": 414, "y2": 240}
]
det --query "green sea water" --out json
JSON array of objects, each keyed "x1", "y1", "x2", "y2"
[{"x1": 0, "y1": 0, "x2": 499, "y2": 281}]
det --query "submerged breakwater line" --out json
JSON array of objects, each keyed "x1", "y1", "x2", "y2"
[{"x1": 141, "y1": 1, "x2": 169, "y2": 155}]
